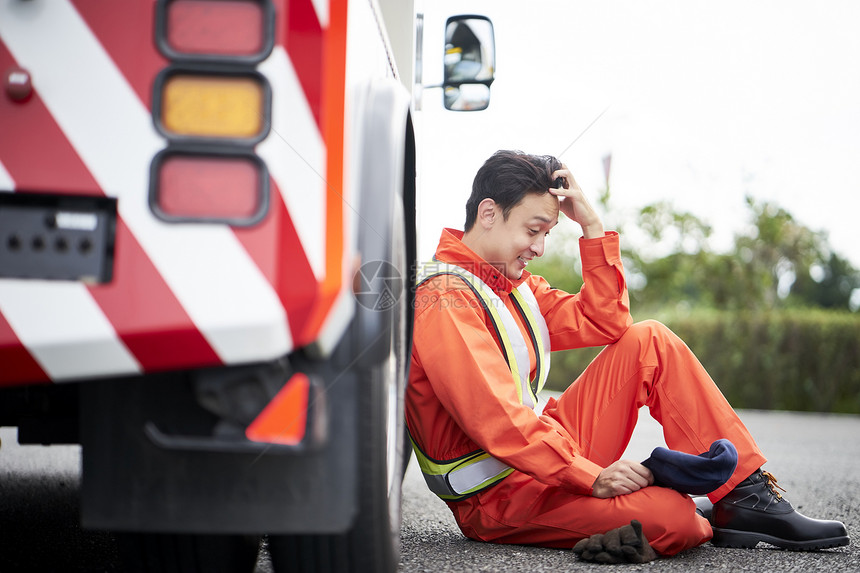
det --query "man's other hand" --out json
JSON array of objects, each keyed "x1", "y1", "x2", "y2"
[{"x1": 592, "y1": 460, "x2": 654, "y2": 498}]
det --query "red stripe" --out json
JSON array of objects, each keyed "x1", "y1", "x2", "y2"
[
  {"x1": 0, "y1": 304, "x2": 50, "y2": 388},
  {"x1": 233, "y1": 179, "x2": 318, "y2": 347},
  {"x1": 0, "y1": 41, "x2": 220, "y2": 376},
  {"x1": 279, "y1": 0, "x2": 323, "y2": 129},
  {"x1": 70, "y1": 0, "x2": 168, "y2": 109},
  {"x1": 0, "y1": 40, "x2": 100, "y2": 193},
  {"x1": 89, "y1": 219, "x2": 222, "y2": 371}
]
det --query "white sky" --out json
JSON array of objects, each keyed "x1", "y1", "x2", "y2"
[{"x1": 416, "y1": 0, "x2": 860, "y2": 272}]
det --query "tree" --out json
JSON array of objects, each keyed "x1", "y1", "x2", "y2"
[
  {"x1": 532, "y1": 194, "x2": 859, "y2": 313},
  {"x1": 791, "y1": 252, "x2": 860, "y2": 310}
]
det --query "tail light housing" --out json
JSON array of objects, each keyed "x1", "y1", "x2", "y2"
[
  {"x1": 151, "y1": 0, "x2": 274, "y2": 225},
  {"x1": 154, "y1": 69, "x2": 271, "y2": 144},
  {"x1": 149, "y1": 149, "x2": 268, "y2": 226},
  {"x1": 155, "y1": 0, "x2": 274, "y2": 65}
]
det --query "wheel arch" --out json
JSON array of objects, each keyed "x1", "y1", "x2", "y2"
[{"x1": 353, "y1": 78, "x2": 416, "y2": 370}]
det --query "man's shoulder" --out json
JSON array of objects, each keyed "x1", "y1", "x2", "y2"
[
  {"x1": 415, "y1": 273, "x2": 475, "y2": 302},
  {"x1": 520, "y1": 272, "x2": 554, "y2": 293},
  {"x1": 414, "y1": 273, "x2": 484, "y2": 319}
]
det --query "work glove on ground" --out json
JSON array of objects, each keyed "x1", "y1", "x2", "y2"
[{"x1": 573, "y1": 520, "x2": 657, "y2": 564}]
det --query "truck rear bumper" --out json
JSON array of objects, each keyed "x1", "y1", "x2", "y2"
[{"x1": 79, "y1": 355, "x2": 359, "y2": 534}]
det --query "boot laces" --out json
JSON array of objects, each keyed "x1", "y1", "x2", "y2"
[{"x1": 761, "y1": 470, "x2": 786, "y2": 500}]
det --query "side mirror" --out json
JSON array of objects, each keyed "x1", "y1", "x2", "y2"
[{"x1": 442, "y1": 15, "x2": 495, "y2": 111}]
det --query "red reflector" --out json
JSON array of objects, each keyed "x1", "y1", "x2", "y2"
[
  {"x1": 166, "y1": 0, "x2": 264, "y2": 56},
  {"x1": 156, "y1": 155, "x2": 262, "y2": 220},
  {"x1": 246, "y1": 373, "x2": 310, "y2": 446}
]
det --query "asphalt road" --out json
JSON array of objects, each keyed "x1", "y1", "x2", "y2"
[
  {"x1": 399, "y1": 408, "x2": 860, "y2": 572},
  {"x1": 0, "y1": 408, "x2": 857, "y2": 572},
  {"x1": 0, "y1": 426, "x2": 120, "y2": 572}
]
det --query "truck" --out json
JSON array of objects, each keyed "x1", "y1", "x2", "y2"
[{"x1": 0, "y1": 1, "x2": 495, "y2": 572}]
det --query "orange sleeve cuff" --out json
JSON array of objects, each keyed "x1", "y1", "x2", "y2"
[
  {"x1": 565, "y1": 456, "x2": 604, "y2": 495},
  {"x1": 579, "y1": 231, "x2": 621, "y2": 270}
]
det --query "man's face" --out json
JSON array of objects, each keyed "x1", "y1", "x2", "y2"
[{"x1": 484, "y1": 192, "x2": 559, "y2": 281}]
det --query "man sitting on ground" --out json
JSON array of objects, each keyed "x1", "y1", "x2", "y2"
[{"x1": 405, "y1": 149, "x2": 848, "y2": 563}]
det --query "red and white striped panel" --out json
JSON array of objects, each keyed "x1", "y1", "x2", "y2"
[{"x1": 0, "y1": 0, "x2": 346, "y2": 385}]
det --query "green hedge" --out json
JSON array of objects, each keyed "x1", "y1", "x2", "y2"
[{"x1": 544, "y1": 309, "x2": 860, "y2": 414}]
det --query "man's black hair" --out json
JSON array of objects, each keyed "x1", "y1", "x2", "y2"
[{"x1": 464, "y1": 150, "x2": 562, "y2": 232}]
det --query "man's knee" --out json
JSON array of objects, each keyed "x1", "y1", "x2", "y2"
[
  {"x1": 625, "y1": 319, "x2": 671, "y2": 338},
  {"x1": 616, "y1": 320, "x2": 679, "y2": 351},
  {"x1": 632, "y1": 487, "x2": 712, "y2": 555}
]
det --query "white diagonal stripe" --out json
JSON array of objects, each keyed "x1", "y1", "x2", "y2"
[
  {"x1": 0, "y1": 280, "x2": 142, "y2": 381},
  {"x1": 258, "y1": 46, "x2": 326, "y2": 280},
  {"x1": 0, "y1": 0, "x2": 292, "y2": 364},
  {"x1": 0, "y1": 159, "x2": 14, "y2": 190},
  {"x1": 0, "y1": 159, "x2": 139, "y2": 380},
  {"x1": 310, "y1": 0, "x2": 329, "y2": 29}
]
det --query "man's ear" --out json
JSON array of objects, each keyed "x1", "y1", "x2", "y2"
[{"x1": 476, "y1": 198, "x2": 498, "y2": 230}]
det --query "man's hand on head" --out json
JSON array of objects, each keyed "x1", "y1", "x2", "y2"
[{"x1": 549, "y1": 165, "x2": 605, "y2": 239}]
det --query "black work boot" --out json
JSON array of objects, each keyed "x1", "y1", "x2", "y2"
[{"x1": 711, "y1": 469, "x2": 849, "y2": 550}]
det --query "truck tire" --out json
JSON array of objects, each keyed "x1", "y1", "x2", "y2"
[
  {"x1": 268, "y1": 204, "x2": 408, "y2": 573},
  {"x1": 115, "y1": 533, "x2": 261, "y2": 573}
]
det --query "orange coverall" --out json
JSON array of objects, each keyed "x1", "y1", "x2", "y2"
[{"x1": 405, "y1": 228, "x2": 767, "y2": 555}]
